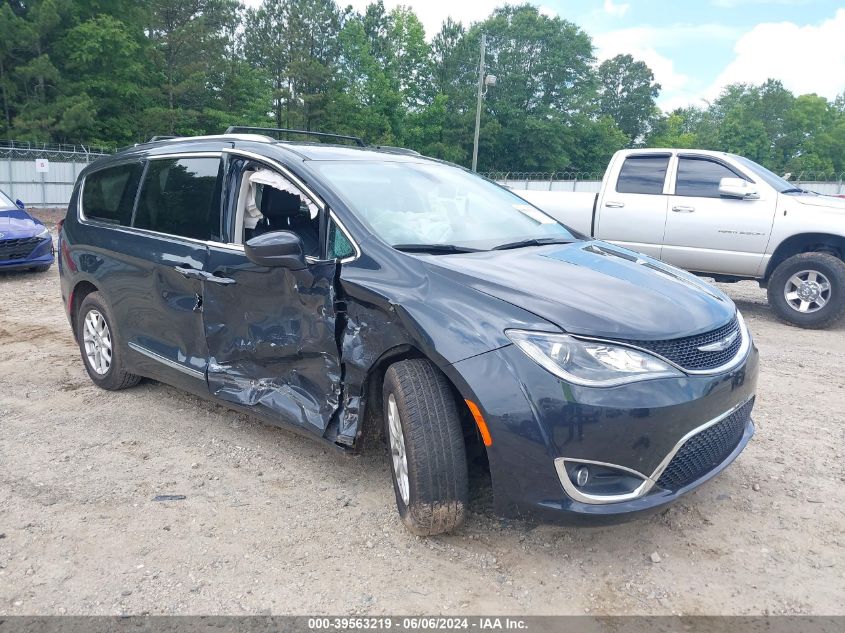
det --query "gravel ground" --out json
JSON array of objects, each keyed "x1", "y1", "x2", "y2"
[{"x1": 1, "y1": 229, "x2": 843, "y2": 615}]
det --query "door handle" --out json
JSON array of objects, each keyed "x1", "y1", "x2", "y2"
[
  {"x1": 175, "y1": 266, "x2": 204, "y2": 280},
  {"x1": 672, "y1": 205, "x2": 695, "y2": 213},
  {"x1": 202, "y1": 271, "x2": 236, "y2": 286},
  {"x1": 174, "y1": 266, "x2": 236, "y2": 285},
  {"x1": 605, "y1": 201, "x2": 625, "y2": 208}
]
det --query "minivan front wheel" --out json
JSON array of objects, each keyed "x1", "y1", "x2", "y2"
[
  {"x1": 768, "y1": 253, "x2": 845, "y2": 328},
  {"x1": 382, "y1": 359, "x2": 468, "y2": 536},
  {"x1": 76, "y1": 292, "x2": 142, "y2": 390}
]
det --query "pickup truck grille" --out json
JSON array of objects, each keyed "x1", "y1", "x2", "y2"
[
  {"x1": 0, "y1": 236, "x2": 43, "y2": 261},
  {"x1": 656, "y1": 397, "x2": 753, "y2": 492},
  {"x1": 621, "y1": 316, "x2": 742, "y2": 371}
]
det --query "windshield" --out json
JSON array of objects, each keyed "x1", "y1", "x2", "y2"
[
  {"x1": 312, "y1": 160, "x2": 577, "y2": 250},
  {"x1": 0, "y1": 189, "x2": 15, "y2": 209},
  {"x1": 732, "y1": 155, "x2": 795, "y2": 193}
]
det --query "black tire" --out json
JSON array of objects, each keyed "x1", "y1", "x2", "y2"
[
  {"x1": 32, "y1": 264, "x2": 51, "y2": 273},
  {"x1": 76, "y1": 292, "x2": 142, "y2": 390},
  {"x1": 382, "y1": 359, "x2": 468, "y2": 536},
  {"x1": 767, "y1": 253, "x2": 845, "y2": 329}
]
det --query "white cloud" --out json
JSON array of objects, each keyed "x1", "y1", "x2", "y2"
[
  {"x1": 603, "y1": 0, "x2": 630, "y2": 18},
  {"x1": 593, "y1": 24, "x2": 738, "y2": 109},
  {"x1": 705, "y1": 9, "x2": 845, "y2": 101}
]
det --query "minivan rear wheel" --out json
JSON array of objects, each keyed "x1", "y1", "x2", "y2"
[
  {"x1": 382, "y1": 359, "x2": 468, "y2": 535},
  {"x1": 77, "y1": 292, "x2": 142, "y2": 390},
  {"x1": 768, "y1": 253, "x2": 845, "y2": 328}
]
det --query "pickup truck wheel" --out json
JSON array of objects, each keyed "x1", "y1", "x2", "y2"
[
  {"x1": 767, "y1": 253, "x2": 845, "y2": 328},
  {"x1": 383, "y1": 359, "x2": 468, "y2": 536},
  {"x1": 77, "y1": 292, "x2": 142, "y2": 390}
]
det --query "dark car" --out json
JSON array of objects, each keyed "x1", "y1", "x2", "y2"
[
  {"x1": 59, "y1": 129, "x2": 758, "y2": 535},
  {"x1": 0, "y1": 190, "x2": 54, "y2": 273}
]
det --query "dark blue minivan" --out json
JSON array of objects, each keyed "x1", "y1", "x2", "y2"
[
  {"x1": 0, "y1": 189, "x2": 54, "y2": 273},
  {"x1": 59, "y1": 130, "x2": 758, "y2": 534}
]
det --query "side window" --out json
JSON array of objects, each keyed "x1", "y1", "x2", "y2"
[
  {"x1": 676, "y1": 157, "x2": 743, "y2": 198},
  {"x1": 616, "y1": 155, "x2": 670, "y2": 195},
  {"x1": 235, "y1": 165, "x2": 321, "y2": 257},
  {"x1": 134, "y1": 157, "x2": 223, "y2": 240},
  {"x1": 82, "y1": 163, "x2": 143, "y2": 225},
  {"x1": 328, "y1": 218, "x2": 355, "y2": 260}
]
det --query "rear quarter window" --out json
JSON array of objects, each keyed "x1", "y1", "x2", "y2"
[
  {"x1": 615, "y1": 155, "x2": 670, "y2": 195},
  {"x1": 82, "y1": 163, "x2": 143, "y2": 225},
  {"x1": 133, "y1": 157, "x2": 223, "y2": 241}
]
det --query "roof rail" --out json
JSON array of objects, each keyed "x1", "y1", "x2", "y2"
[
  {"x1": 148, "y1": 135, "x2": 178, "y2": 142},
  {"x1": 224, "y1": 126, "x2": 366, "y2": 147},
  {"x1": 373, "y1": 145, "x2": 421, "y2": 156}
]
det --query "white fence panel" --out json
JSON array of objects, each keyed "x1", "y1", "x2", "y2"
[{"x1": 1, "y1": 151, "x2": 106, "y2": 208}]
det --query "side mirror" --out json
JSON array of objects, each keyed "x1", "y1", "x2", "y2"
[
  {"x1": 15, "y1": 199, "x2": 25, "y2": 210},
  {"x1": 719, "y1": 177, "x2": 758, "y2": 199},
  {"x1": 245, "y1": 231, "x2": 306, "y2": 269}
]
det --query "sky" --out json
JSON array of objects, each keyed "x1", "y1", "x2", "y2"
[{"x1": 242, "y1": 0, "x2": 845, "y2": 112}]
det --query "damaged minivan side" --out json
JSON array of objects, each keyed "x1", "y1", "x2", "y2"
[{"x1": 59, "y1": 130, "x2": 758, "y2": 535}]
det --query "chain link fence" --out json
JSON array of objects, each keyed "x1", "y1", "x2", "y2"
[
  {"x1": 4, "y1": 141, "x2": 844, "y2": 207},
  {"x1": 1, "y1": 141, "x2": 111, "y2": 208}
]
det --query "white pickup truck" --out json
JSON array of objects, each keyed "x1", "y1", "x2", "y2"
[{"x1": 517, "y1": 148, "x2": 845, "y2": 328}]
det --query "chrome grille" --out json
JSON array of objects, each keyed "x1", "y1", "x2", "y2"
[
  {"x1": 656, "y1": 398, "x2": 754, "y2": 492},
  {"x1": 620, "y1": 316, "x2": 742, "y2": 371}
]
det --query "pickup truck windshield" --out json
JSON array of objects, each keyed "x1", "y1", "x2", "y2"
[
  {"x1": 733, "y1": 155, "x2": 796, "y2": 193},
  {"x1": 313, "y1": 160, "x2": 576, "y2": 251}
]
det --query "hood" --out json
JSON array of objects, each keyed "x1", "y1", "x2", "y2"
[
  {"x1": 788, "y1": 193, "x2": 845, "y2": 211},
  {"x1": 0, "y1": 208, "x2": 44, "y2": 238},
  {"x1": 422, "y1": 241, "x2": 736, "y2": 340}
]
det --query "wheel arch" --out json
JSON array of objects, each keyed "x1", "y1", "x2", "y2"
[
  {"x1": 69, "y1": 280, "x2": 100, "y2": 341},
  {"x1": 766, "y1": 233, "x2": 845, "y2": 281},
  {"x1": 353, "y1": 346, "x2": 487, "y2": 465}
]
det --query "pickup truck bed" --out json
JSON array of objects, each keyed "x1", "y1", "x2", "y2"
[{"x1": 516, "y1": 190, "x2": 597, "y2": 236}]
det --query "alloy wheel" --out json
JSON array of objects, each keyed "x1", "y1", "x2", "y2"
[
  {"x1": 83, "y1": 309, "x2": 112, "y2": 375},
  {"x1": 387, "y1": 393, "x2": 410, "y2": 505},
  {"x1": 784, "y1": 269, "x2": 831, "y2": 314}
]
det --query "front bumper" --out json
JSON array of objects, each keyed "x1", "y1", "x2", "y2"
[
  {"x1": 447, "y1": 338, "x2": 759, "y2": 524},
  {"x1": 0, "y1": 235, "x2": 54, "y2": 271}
]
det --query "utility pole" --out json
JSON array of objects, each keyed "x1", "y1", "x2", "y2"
[{"x1": 471, "y1": 34, "x2": 486, "y2": 172}]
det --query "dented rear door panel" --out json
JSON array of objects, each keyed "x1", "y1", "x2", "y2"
[{"x1": 202, "y1": 244, "x2": 341, "y2": 435}]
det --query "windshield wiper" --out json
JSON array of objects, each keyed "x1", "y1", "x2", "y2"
[
  {"x1": 392, "y1": 243, "x2": 483, "y2": 254},
  {"x1": 492, "y1": 237, "x2": 574, "y2": 251},
  {"x1": 781, "y1": 187, "x2": 807, "y2": 194}
]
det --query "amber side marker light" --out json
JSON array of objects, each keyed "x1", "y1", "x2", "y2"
[{"x1": 465, "y1": 399, "x2": 493, "y2": 447}]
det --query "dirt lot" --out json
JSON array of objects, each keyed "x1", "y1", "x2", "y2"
[{"x1": 1, "y1": 228, "x2": 843, "y2": 615}]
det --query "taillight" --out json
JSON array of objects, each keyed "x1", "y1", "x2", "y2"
[{"x1": 58, "y1": 220, "x2": 77, "y2": 273}]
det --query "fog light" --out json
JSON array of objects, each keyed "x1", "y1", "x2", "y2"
[{"x1": 575, "y1": 466, "x2": 589, "y2": 487}]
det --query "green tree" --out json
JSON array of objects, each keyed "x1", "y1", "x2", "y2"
[
  {"x1": 146, "y1": 0, "x2": 242, "y2": 135},
  {"x1": 468, "y1": 4, "x2": 598, "y2": 171},
  {"x1": 386, "y1": 6, "x2": 430, "y2": 109},
  {"x1": 597, "y1": 53, "x2": 660, "y2": 145},
  {"x1": 59, "y1": 15, "x2": 149, "y2": 144}
]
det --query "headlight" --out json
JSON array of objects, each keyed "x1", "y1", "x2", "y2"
[{"x1": 506, "y1": 329, "x2": 683, "y2": 387}]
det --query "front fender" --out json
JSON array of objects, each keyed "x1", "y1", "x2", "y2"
[{"x1": 335, "y1": 253, "x2": 555, "y2": 445}]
